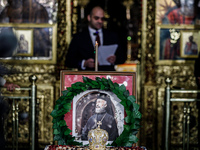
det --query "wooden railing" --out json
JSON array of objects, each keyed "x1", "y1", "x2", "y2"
[
  {"x1": 1, "y1": 75, "x2": 37, "y2": 150},
  {"x1": 164, "y1": 77, "x2": 200, "y2": 150}
]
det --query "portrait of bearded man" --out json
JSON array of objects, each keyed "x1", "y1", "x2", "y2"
[{"x1": 81, "y1": 93, "x2": 119, "y2": 141}]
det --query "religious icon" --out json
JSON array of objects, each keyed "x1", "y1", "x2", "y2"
[
  {"x1": 180, "y1": 30, "x2": 200, "y2": 58},
  {"x1": 17, "y1": 34, "x2": 29, "y2": 54},
  {"x1": 159, "y1": 27, "x2": 181, "y2": 60},
  {"x1": 184, "y1": 36, "x2": 198, "y2": 55},
  {"x1": 156, "y1": 0, "x2": 200, "y2": 25},
  {"x1": 14, "y1": 29, "x2": 33, "y2": 56}
]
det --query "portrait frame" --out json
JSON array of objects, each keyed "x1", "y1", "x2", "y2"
[
  {"x1": 13, "y1": 28, "x2": 34, "y2": 57},
  {"x1": 60, "y1": 71, "x2": 136, "y2": 96},
  {"x1": 156, "y1": 25, "x2": 199, "y2": 65},
  {"x1": 180, "y1": 30, "x2": 200, "y2": 58},
  {"x1": 60, "y1": 71, "x2": 137, "y2": 145},
  {"x1": 0, "y1": 23, "x2": 57, "y2": 64}
]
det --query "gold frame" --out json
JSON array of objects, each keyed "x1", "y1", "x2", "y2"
[
  {"x1": 0, "y1": 23, "x2": 57, "y2": 64},
  {"x1": 156, "y1": 25, "x2": 198, "y2": 65},
  {"x1": 13, "y1": 28, "x2": 34, "y2": 57},
  {"x1": 180, "y1": 30, "x2": 200, "y2": 58}
]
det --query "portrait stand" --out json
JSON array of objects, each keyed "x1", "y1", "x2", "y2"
[{"x1": 60, "y1": 71, "x2": 137, "y2": 145}]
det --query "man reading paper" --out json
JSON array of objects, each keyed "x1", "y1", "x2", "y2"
[{"x1": 65, "y1": 4, "x2": 126, "y2": 71}]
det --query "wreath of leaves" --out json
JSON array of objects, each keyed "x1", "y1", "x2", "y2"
[{"x1": 51, "y1": 76, "x2": 142, "y2": 146}]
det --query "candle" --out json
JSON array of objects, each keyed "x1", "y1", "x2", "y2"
[{"x1": 95, "y1": 41, "x2": 98, "y2": 71}]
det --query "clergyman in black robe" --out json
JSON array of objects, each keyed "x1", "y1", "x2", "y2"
[{"x1": 81, "y1": 95, "x2": 118, "y2": 141}]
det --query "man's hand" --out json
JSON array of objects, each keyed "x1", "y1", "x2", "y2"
[
  {"x1": 84, "y1": 58, "x2": 95, "y2": 68},
  {"x1": 107, "y1": 55, "x2": 116, "y2": 64},
  {"x1": 4, "y1": 82, "x2": 20, "y2": 91}
]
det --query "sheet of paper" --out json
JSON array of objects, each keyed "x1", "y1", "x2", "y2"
[{"x1": 98, "y1": 44, "x2": 118, "y2": 65}]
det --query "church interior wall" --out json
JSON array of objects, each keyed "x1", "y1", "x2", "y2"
[{"x1": 0, "y1": 0, "x2": 199, "y2": 149}]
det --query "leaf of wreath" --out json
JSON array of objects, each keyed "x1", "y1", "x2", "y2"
[{"x1": 51, "y1": 76, "x2": 142, "y2": 146}]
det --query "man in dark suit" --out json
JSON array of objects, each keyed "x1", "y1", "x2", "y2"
[{"x1": 65, "y1": 5, "x2": 126, "y2": 71}]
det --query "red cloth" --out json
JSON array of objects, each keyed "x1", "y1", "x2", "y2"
[{"x1": 45, "y1": 145, "x2": 147, "y2": 150}]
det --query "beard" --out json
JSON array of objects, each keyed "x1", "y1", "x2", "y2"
[{"x1": 95, "y1": 107, "x2": 106, "y2": 113}]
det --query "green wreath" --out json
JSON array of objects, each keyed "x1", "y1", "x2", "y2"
[{"x1": 51, "y1": 76, "x2": 142, "y2": 146}]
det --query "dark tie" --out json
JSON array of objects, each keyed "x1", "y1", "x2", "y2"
[{"x1": 95, "y1": 31, "x2": 101, "y2": 46}]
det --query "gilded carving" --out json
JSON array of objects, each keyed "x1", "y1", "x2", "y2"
[
  {"x1": 169, "y1": 98, "x2": 198, "y2": 147},
  {"x1": 140, "y1": 0, "x2": 157, "y2": 149},
  {"x1": 156, "y1": 65, "x2": 198, "y2": 149},
  {"x1": 141, "y1": 0, "x2": 199, "y2": 149},
  {"x1": 37, "y1": 85, "x2": 54, "y2": 145},
  {"x1": 57, "y1": 0, "x2": 67, "y2": 67},
  {"x1": 4, "y1": 98, "x2": 30, "y2": 143},
  {"x1": 145, "y1": 0, "x2": 155, "y2": 85},
  {"x1": 4, "y1": 73, "x2": 56, "y2": 85},
  {"x1": 157, "y1": 87, "x2": 165, "y2": 149},
  {"x1": 156, "y1": 65, "x2": 197, "y2": 88},
  {"x1": 2, "y1": 84, "x2": 55, "y2": 148},
  {"x1": 141, "y1": 86, "x2": 157, "y2": 149}
]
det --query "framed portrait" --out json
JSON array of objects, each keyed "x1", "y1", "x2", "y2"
[
  {"x1": 156, "y1": 25, "x2": 199, "y2": 65},
  {"x1": 0, "y1": 23, "x2": 57, "y2": 64},
  {"x1": 156, "y1": 0, "x2": 200, "y2": 25},
  {"x1": 13, "y1": 29, "x2": 33, "y2": 56},
  {"x1": 180, "y1": 30, "x2": 200, "y2": 58},
  {"x1": 60, "y1": 71, "x2": 137, "y2": 145}
]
